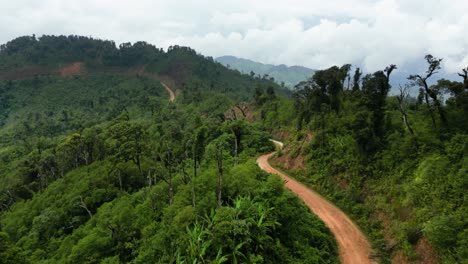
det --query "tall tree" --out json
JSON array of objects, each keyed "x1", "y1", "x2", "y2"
[
  {"x1": 457, "y1": 67, "x2": 468, "y2": 89},
  {"x1": 207, "y1": 134, "x2": 231, "y2": 207},
  {"x1": 361, "y1": 67, "x2": 393, "y2": 142},
  {"x1": 353, "y1": 67, "x2": 362, "y2": 91},
  {"x1": 408, "y1": 55, "x2": 448, "y2": 128},
  {"x1": 189, "y1": 126, "x2": 208, "y2": 208},
  {"x1": 223, "y1": 120, "x2": 246, "y2": 167}
]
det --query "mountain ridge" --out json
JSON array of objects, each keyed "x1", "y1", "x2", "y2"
[{"x1": 216, "y1": 55, "x2": 315, "y2": 88}]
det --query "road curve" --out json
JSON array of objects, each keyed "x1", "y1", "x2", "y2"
[
  {"x1": 132, "y1": 69, "x2": 175, "y2": 102},
  {"x1": 160, "y1": 81, "x2": 175, "y2": 102},
  {"x1": 257, "y1": 141, "x2": 376, "y2": 264}
]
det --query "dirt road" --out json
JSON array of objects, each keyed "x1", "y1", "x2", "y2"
[
  {"x1": 134, "y1": 68, "x2": 175, "y2": 102},
  {"x1": 257, "y1": 141, "x2": 376, "y2": 264},
  {"x1": 160, "y1": 81, "x2": 175, "y2": 102}
]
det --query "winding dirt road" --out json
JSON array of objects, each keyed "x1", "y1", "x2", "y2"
[
  {"x1": 160, "y1": 81, "x2": 175, "y2": 102},
  {"x1": 257, "y1": 140, "x2": 376, "y2": 264}
]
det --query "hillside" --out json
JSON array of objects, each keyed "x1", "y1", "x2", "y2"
[
  {"x1": 216, "y1": 55, "x2": 315, "y2": 88},
  {"x1": 0, "y1": 35, "x2": 338, "y2": 264},
  {"x1": 253, "y1": 61, "x2": 467, "y2": 263},
  {"x1": 1, "y1": 35, "x2": 466, "y2": 264}
]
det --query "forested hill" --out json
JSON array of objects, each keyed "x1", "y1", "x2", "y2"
[
  {"x1": 216, "y1": 55, "x2": 315, "y2": 88},
  {"x1": 1, "y1": 35, "x2": 466, "y2": 264},
  {"x1": 0, "y1": 35, "x2": 290, "y2": 99},
  {"x1": 0, "y1": 35, "x2": 338, "y2": 263}
]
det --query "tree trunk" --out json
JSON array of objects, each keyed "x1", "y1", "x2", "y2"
[
  {"x1": 432, "y1": 97, "x2": 449, "y2": 128},
  {"x1": 235, "y1": 104, "x2": 247, "y2": 118},
  {"x1": 136, "y1": 155, "x2": 142, "y2": 175},
  {"x1": 402, "y1": 112, "x2": 414, "y2": 135},
  {"x1": 234, "y1": 136, "x2": 238, "y2": 167},
  {"x1": 422, "y1": 79, "x2": 449, "y2": 128},
  {"x1": 118, "y1": 170, "x2": 123, "y2": 192},
  {"x1": 217, "y1": 147, "x2": 223, "y2": 207},
  {"x1": 147, "y1": 170, "x2": 152, "y2": 187},
  {"x1": 169, "y1": 185, "x2": 174, "y2": 205},
  {"x1": 397, "y1": 91, "x2": 414, "y2": 135},
  {"x1": 423, "y1": 84, "x2": 437, "y2": 128},
  {"x1": 192, "y1": 156, "x2": 197, "y2": 208},
  {"x1": 168, "y1": 172, "x2": 174, "y2": 205},
  {"x1": 79, "y1": 195, "x2": 93, "y2": 219}
]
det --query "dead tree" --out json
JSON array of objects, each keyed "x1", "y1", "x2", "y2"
[
  {"x1": 397, "y1": 85, "x2": 414, "y2": 135},
  {"x1": 79, "y1": 195, "x2": 93, "y2": 219},
  {"x1": 235, "y1": 102, "x2": 248, "y2": 118},
  {"x1": 458, "y1": 67, "x2": 468, "y2": 89}
]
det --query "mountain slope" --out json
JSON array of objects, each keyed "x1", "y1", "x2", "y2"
[
  {"x1": 0, "y1": 35, "x2": 339, "y2": 264},
  {"x1": 253, "y1": 61, "x2": 468, "y2": 264},
  {"x1": 216, "y1": 55, "x2": 315, "y2": 88}
]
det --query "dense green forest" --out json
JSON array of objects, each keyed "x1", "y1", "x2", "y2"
[
  {"x1": 255, "y1": 58, "x2": 467, "y2": 263},
  {"x1": 0, "y1": 35, "x2": 467, "y2": 264},
  {"x1": 0, "y1": 35, "x2": 337, "y2": 264}
]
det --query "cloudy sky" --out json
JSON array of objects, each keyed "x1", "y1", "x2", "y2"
[{"x1": 1, "y1": 0, "x2": 468, "y2": 74}]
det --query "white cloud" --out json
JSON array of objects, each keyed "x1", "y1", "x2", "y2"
[{"x1": 1, "y1": 0, "x2": 467, "y2": 74}]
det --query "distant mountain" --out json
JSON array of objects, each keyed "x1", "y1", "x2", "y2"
[{"x1": 216, "y1": 55, "x2": 315, "y2": 88}]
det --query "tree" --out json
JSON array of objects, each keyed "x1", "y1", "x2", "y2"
[
  {"x1": 397, "y1": 85, "x2": 414, "y2": 135},
  {"x1": 361, "y1": 68, "x2": 392, "y2": 143},
  {"x1": 254, "y1": 84, "x2": 266, "y2": 105},
  {"x1": 457, "y1": 67, "x2": 468, "y2": 89},
  {"x1": 0, "y1": 232, "x2": 27, "y2": 264},
  {"x1": 106, "y1": 115, "x2": 148, "y2": 191},
  {"x1": 339, "y1": 64, "x2": 352, "y2": 90},
  {"x1": 223, "y1": 120, "x2": 247, "y2": 167},
  {"x1": 57, "y1": 133, "x2": 85, "y2": 174},
  {"x1": 207, "y1": 134, "x2": 232, "y2": 207},
  {"x1": 190, "y1": 126, "x2": 208, "y2": 208},
  {"x1": 352, "y1": 67, "x2": 362, "y2": 91},
  {"x1": 266, "y1": 85, "x2": 275, "y2": 99},
  {"x1": 433, "y1": 77, "x2": 468, "y2": 129},
  {"x1": 408, "y1": 55, "x2": 448, "y2": 128},
  {"x1": 384, "y1": 64, "x2": 397, "y2": 82}
]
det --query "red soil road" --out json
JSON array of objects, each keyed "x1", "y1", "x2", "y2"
[
  {"x1": 257, "y1": 140, "x2": 376, "y2": 264},
  {"x1": 60, "y1": 62, "x2": 83, "y2": 76}
]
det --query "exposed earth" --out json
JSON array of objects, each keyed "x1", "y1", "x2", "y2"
[{"x1": 257, "y1": 140, "x2": 376, "y2": 264}]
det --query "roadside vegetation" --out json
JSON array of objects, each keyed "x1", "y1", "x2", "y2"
[{"x1": 254, "y1": 58, "x2": 467, "y2": 263}]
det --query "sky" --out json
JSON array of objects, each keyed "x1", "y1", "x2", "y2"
[{"x1": 1, "y1": 0, "x2": 468, "y2": 75}]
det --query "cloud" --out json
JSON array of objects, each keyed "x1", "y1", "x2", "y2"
[{"x1": 1, "y1": 0, "x2": 467, "y2": 74}]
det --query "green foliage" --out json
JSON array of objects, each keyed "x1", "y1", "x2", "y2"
[
  {"x1": 0, "y1": 35, "x2": 337, "y2": 264},
  {"x1": 266, "y1": 59, "x2": 468, "y2": 263},
  {"x1": 0, "y1": 232, "x2": 27, "y2": 264},
  {"x1": 0, "y1": 74, "x2": 168, "y2": 199}
]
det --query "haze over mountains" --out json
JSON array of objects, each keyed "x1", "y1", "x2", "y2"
[
  {"x1": 216, "y1": 55, "x2": 459, "y2": 95},
  {"x1": 216, "y1": 55, "x2": 315, "y2": 88}
]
